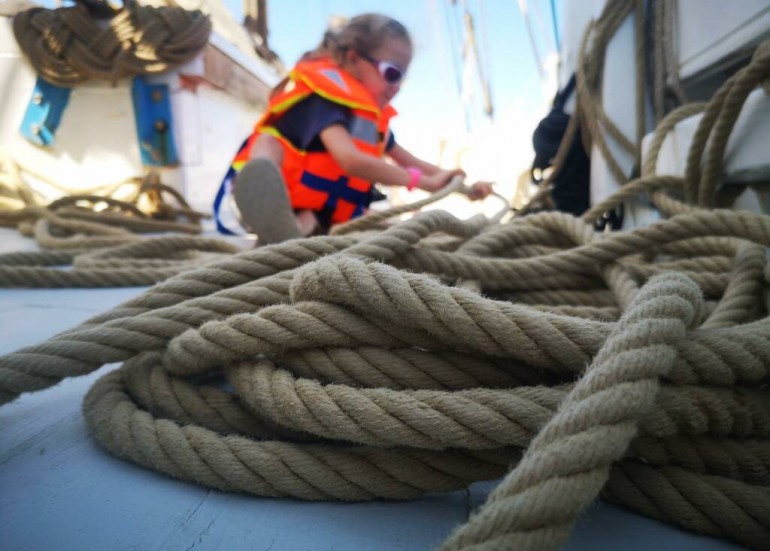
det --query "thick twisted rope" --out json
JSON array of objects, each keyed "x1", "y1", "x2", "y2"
[
  {"x1": 12, "y1": 2, "x2": 211, "y2": 86},
  {"x1": 3, "y1": 14, "x2": 770, "y2": 551},
  {"x1": 3, "y1": 209, "x2": 770, "y2": 400},
  {"x1": 0, "y1": 222, "x2": 241, "y2": 287},
  {"x1": 689, "y1": 45, "x2": 770, "y2": 208},
  {"x1": 69, "y1": 240, "x2": 770, "y2": 550},
  {"x1": 331, "y1": 177, "x2": 465, "y2": 235},
  {"x1": 2, "y1": 204, "x2": 769, "y2": 549},
  {"x1": 440, "y1": 273, "x2": 702, "y2": 550},
  {"x1": 225, "y1": 360, "x2": 770, "y2": 450},
  {"x1": 0, "y1": 169, "x2": 228, "y2": 287}
]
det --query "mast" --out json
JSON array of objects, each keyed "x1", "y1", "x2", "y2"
[
  {"x1": 242, "y1": 0, "x2": 280, "y2": 65},
  {"x1": 461, "y1": 0, "x2": 494, "y2": 120}
]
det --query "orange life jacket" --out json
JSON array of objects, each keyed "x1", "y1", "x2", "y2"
[{"x1": 235, "y1": 57, "x2": 397, "y2": 225}]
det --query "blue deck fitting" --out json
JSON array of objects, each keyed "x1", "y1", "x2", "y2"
[
  {"x1": 20, "y1": 77, "x2": 72, "y2": 147},
  {"x1": 131, "y1": 76, "x2": 179, "y2": 166}
]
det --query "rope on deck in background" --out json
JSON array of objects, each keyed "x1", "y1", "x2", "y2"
[
  {"x1": 528, "y1": 0, "x2": 770, "y2": 220},
  {"x1": 0, "y1": 166, "x2": 235, "y2": 287},
  {"x1": 522, "y1": 0, "x2": 637, "y2": 215},
  {"x1": 12, "y1": 1, "x2": 211, "y2": 86},
  {"x1": 0, "y1": 14, "x2": 769, "y2": 551}
]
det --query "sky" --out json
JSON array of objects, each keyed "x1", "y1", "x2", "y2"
[
  {"x1": 224, "y1": 0, "x2": 562, "y2": 202},
  {"x1": 33, "y1": 0, "x2": 562, "y2": 210}
]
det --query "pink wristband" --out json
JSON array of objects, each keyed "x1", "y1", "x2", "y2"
[{"x1": 406, "y1": 167, "x2": 422, "y2": 191}]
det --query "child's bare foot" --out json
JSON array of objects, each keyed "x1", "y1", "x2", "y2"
[{"x1": 295, "y1": 209, "x2": 320, "y2": 236}]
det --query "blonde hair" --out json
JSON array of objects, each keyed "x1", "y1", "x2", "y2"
[
  {"x1": 308, "y1": 13, "x2": 412, "y2": 64},
  {"x1": 271, "y1": 14, "x2": 411, "y2": 98}
]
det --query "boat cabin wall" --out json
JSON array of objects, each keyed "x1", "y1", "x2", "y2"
[{"x1": 0, "y1": 17, "x2": 278, "y2": 217}]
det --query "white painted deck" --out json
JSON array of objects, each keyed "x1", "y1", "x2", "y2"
[{"x1": 0, "y1": 226, "x2": 745, "y2": 551}]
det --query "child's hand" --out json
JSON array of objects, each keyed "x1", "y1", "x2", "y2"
[
  {"x1": 419, "y1": 168, "x2": 465, "y2": 192},
  {"x1": 466, "y1": 181, "x2": 494, "y2": 200}
]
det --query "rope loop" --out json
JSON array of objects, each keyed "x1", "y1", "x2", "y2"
[
  {"x1": 2, "y1": 8, "x2": 770, "y2": 551},
  {"x1": 12, "y1": 1, "x2": 212, "y2": 85}
]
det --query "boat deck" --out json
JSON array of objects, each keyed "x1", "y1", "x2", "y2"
[{"x1": 0, "y1": 226, "x2": 743, "y2": 551}]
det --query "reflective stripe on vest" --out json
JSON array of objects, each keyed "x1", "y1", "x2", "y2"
[{"x1": 348, "y1": 115, "x2": 380, "y2": 145}]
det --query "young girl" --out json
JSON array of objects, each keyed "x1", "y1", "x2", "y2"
[{"x1": 220, "y1": 13, "x2": 493, "y2": 244}]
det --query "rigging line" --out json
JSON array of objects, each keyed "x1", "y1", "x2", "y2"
[
  {"x1": 462, "y1": 0, "x2": 493, "y2": 118},
  {"x1": 477, "y1": 0, "x2": 495, "y2": 119},
  {"x1": 458, "y1": 0, "x2": 476, "y2": 131},
  {"x1": 442, "y1": 0, "x2": 464, "y2": 97},
  {"x1": 517, "y1": 0, "x2": 546, "y2": 80},
  {"x1": 530, "y1": 0, "x2": 556, "y2": 54},
  {"x1": 550, "y1": 0, "x2": 561, "y2": 51},
  {"x1": 451, "y1": 0, "x2": 469, "y2": 98}
]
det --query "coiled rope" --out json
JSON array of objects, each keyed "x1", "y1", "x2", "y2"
[
  {"x1": 12, "y1": 0, "x2": 211, "y2": 86},
  {"x1": 2, "y1": 200, "x2": 770, "y2": 549},
  {"x1": 1, "y1": 17, "x2": 769, "y2": 551},
  {"x1": 0, "y1": 167, "x2": 234, "y2": 287},
  {"x1": 6, "y1": 202, "x2": 762, "y2": 550},
  {"x1": 3, "y1": 0, "x2": 216, "y2": 283}
]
